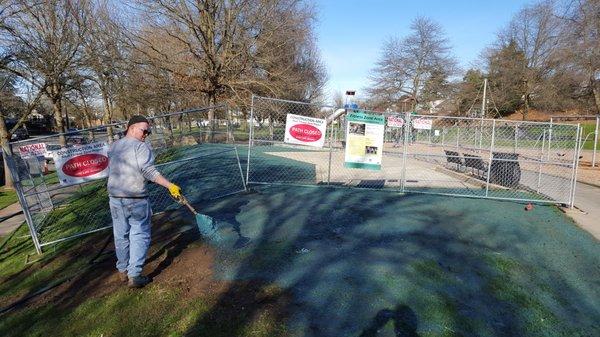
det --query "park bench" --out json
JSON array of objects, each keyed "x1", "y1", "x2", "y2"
[
  {"x1": 461, "y1": 152, "x2": 522, "y2": 188},
  {"x1": 443, "y1": 150, "x2": 464, "y2": 171},
  {"x1": 489, "y1": 152, "x2": 521, "y2": 188},
  {"x1": 463, "y1": 153, "x2": 488, "y2": 180}
]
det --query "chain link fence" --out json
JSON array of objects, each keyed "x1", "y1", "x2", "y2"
[
  {"x1": 550, "y1": 115, "x2": 599, "y2": 167},
  {"x1": 5, "y1": 105, "x2": 248, "y2": 253},
  {"x1": 247, "y1": 96, "x2": 580, "y2": 207},
  {"x1": 6, "y1": 96, "x2": 582, "y2": 254}
]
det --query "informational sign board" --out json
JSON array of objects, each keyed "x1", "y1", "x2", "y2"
[
  {"x1": 284, "y1": 113, "x2": 327, "y2": 148},
  {"x1": 53, "y1": 142, "x2": 109, "y2": 186},
  {"x1": 344, "y1": 111, "x2": 385, "y2": 170},
  {"x1": 18, "y1": 143, "x2": 47, "y2": 159},
  {"x1": 387, "y1": 116, "x2": 405, "y2": 128},
  {"x1": 412, "y1": 118, "x2": 433, "y2": 130}
]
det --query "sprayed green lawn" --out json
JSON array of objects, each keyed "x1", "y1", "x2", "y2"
[{"x1": 1, "y1": 143, "x2": 598, "y2": 337}]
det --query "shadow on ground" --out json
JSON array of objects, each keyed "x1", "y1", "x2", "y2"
[{"x1": 183, "y1": 184, "x2": 599, "y2": 337}]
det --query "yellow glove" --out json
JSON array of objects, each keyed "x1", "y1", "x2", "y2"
[{"x1": 168, "y1": 183, "x2": 182, "y2": 199}]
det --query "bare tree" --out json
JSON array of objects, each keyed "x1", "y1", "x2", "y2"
[
  {"x1": 249, "y1": 1, "x2": 326, "y2": 103},
  {"x1": 332, "y1": 91, "x2": 344, "y2": 107},
  {"x1": 1, "y1": 0, "x2": 91, "y2": 146},
  {"x1": 367, "y1": 17, "x2": 457, "y2": 111},
  {"x1": 82, "y1": 1, "x2": 129, "y2": 141},
  {"x1": 134, "y1": 0, "x2": 324, "y2": 112},
  {"x1": 492, "y1": 0, "x2": 560, "y2": 119},
  {"x1": 557, "y1": 0, "x2": 600, "y2": 113}
]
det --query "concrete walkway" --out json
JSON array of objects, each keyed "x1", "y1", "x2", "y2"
[
  {"x1": 0, "y1": 202, "x2": 24, "y2": 237},
  {"x1": 565, "y1": 182, "x2": 600, "y2": 240}
]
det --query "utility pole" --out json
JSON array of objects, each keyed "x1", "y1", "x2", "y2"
[
  {"x1": 479, "y1": 78, "x2": 487, "y2": 151},
  {"x1": 481, "y1": 78, "x2": 487, "y2": 118}
]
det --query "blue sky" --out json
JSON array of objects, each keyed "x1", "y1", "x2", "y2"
[{"x1": 316, "y1": 0, "x2": 532, "y2": 101}]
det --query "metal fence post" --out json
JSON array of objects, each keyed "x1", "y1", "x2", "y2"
[
  {"x1": 456, "y1": 125, "x2": 460, "y2": 149},
  {"x1": 400, "y1": 112, "x2": 410, "y2": 192},
  {"x1": 537, "y1": 130, "x2": 546, "y2": 193},
  {"x1": 593, "y1": 116, "x2": 598, "y2": 167},
  {"x1": 514, "y1": 124, "x2": 518, "y2": 152},
  {"x1": 547, "y1": 118, "x2": 553, "y2": 160},
  {"x1": 441, "y1": 129, "x2": 445, "y2": 146},
  {"x1": 245, "y1": 95, "x2": 255, "y2": 185},
  {"x1": 3, "y1": 150, "x2": 43, "y2": 254},
  {"x1": 568, "y1": 125, "x2": 581, "y2": 208},
  {"x1": 327, "y1": 122, "x2": 334, "y2": 185},
  {"x1": 233, "y1": 145, "x2": 247, "y2": 191},
  {"x1": 485, "y1": 120, "x2": 496, "y2": 197},
  {"x1": 478, "y1": 119, "x2": 484, "y2": 151}
]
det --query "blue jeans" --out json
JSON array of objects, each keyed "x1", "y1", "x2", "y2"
[{"x1": 109, "y1": 197, "x2": 152, "y2": 277}]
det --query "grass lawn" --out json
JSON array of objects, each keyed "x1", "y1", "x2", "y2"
[
  {"x1": 0, "y1": 187, "x2": 18, "y2": 210},
  {"x1": 581, "y1": 121, "x2": 599, "y2": 150},
  {"x1": 0, "y1": 210, "x2": 288, "y2": 337}
]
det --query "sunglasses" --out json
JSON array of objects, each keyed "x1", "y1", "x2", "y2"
[{"x1": 139, "y1": 127, "x2": 152, "y2": 136}]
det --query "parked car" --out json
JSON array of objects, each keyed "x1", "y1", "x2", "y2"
[
  {"x1": 66, "y1": 128, "x2": 81, "y2": 135},
  {"x1": 10, "y1": 126, "x2": 29, "y2": 141},
  {"x1": 44, "y1": 144, "x2": 63, "y2": 162}
]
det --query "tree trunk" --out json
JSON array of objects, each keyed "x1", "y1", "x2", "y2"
[
  {"x1": 84, "y1": 110, "x2": 95, "y2": 141},
  {"x1": 226, "y1": 109, "x2": 233, "y2": 142},
  {"x1": 101, "y1": 90, "x2": 114, "y2": 143},
  {"x1": 522, "y1": 94, "x2": 530, "y2": 121},
  {"x1": 592, "y1": 79, "x2": 600, "y2": 114},
  {"x1": 207, "y1": 93, "x2": 216, "y2": 142},
  {"x1": 178, "y1": 115, "x2": 184, "y2": 135},
  {"x1": 268, "y1": 115, "x2": 274, "y2": 141},
  {"x1": 0, "y1": 114, "x2": 14, "y2": 189},
  {"x1": 51, "y1": 94, "x2": 67, "y2": 146},
  {"x1": 166, "y1": 115, "x2": 174, "y2": 139}
]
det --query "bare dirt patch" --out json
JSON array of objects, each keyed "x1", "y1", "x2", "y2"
[{"x1": 2, "y1": 209, "x2": 291, "y2": 336}]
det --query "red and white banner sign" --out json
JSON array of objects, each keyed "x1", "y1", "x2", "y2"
[
  {"x1": 284, "y1": 113, "x2": 327, "y2": 148},
  {"x1": 18, "y1": 143, "x2": 47, "y2": 159},
  {"x1": 387, "y1": 116, "x2": 405, "y2": 128},
  {"x1": 53, "y1": 142, "x2": 109, "y2": 186},
  {"x1": 412, "y1": 118, "x2": 433, "y2": 130}
]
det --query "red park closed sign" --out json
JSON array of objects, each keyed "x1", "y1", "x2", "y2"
[
  {"x1": 289, "y1": 124, "x2": 322, "y2": 142},
  {"x1": 61, "y1": 153, "x2": 109, "y2": 177}
]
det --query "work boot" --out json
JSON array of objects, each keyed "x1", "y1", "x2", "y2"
[
  {"x1": 128, "y1": 275, "x2": 150, "y2": 288},
  {"x1": 118, "y1": 272, "x2": 128, "y2": 283}
]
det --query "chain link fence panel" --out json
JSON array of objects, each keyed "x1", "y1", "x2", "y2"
[
  {"x1": 247, "y1": 96, "x2": 580, "y2": 207},
  {"x1": 5, "y1": 105, "x2": 248, "y2": 253}
]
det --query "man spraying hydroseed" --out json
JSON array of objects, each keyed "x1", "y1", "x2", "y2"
[{"x1": 107, "y1": 115, "x2": 181, "y2": 288}]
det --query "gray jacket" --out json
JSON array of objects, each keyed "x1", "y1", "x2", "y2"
[{"x1": 107, "y1": 137, "x2": 160, "y2": 198}]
